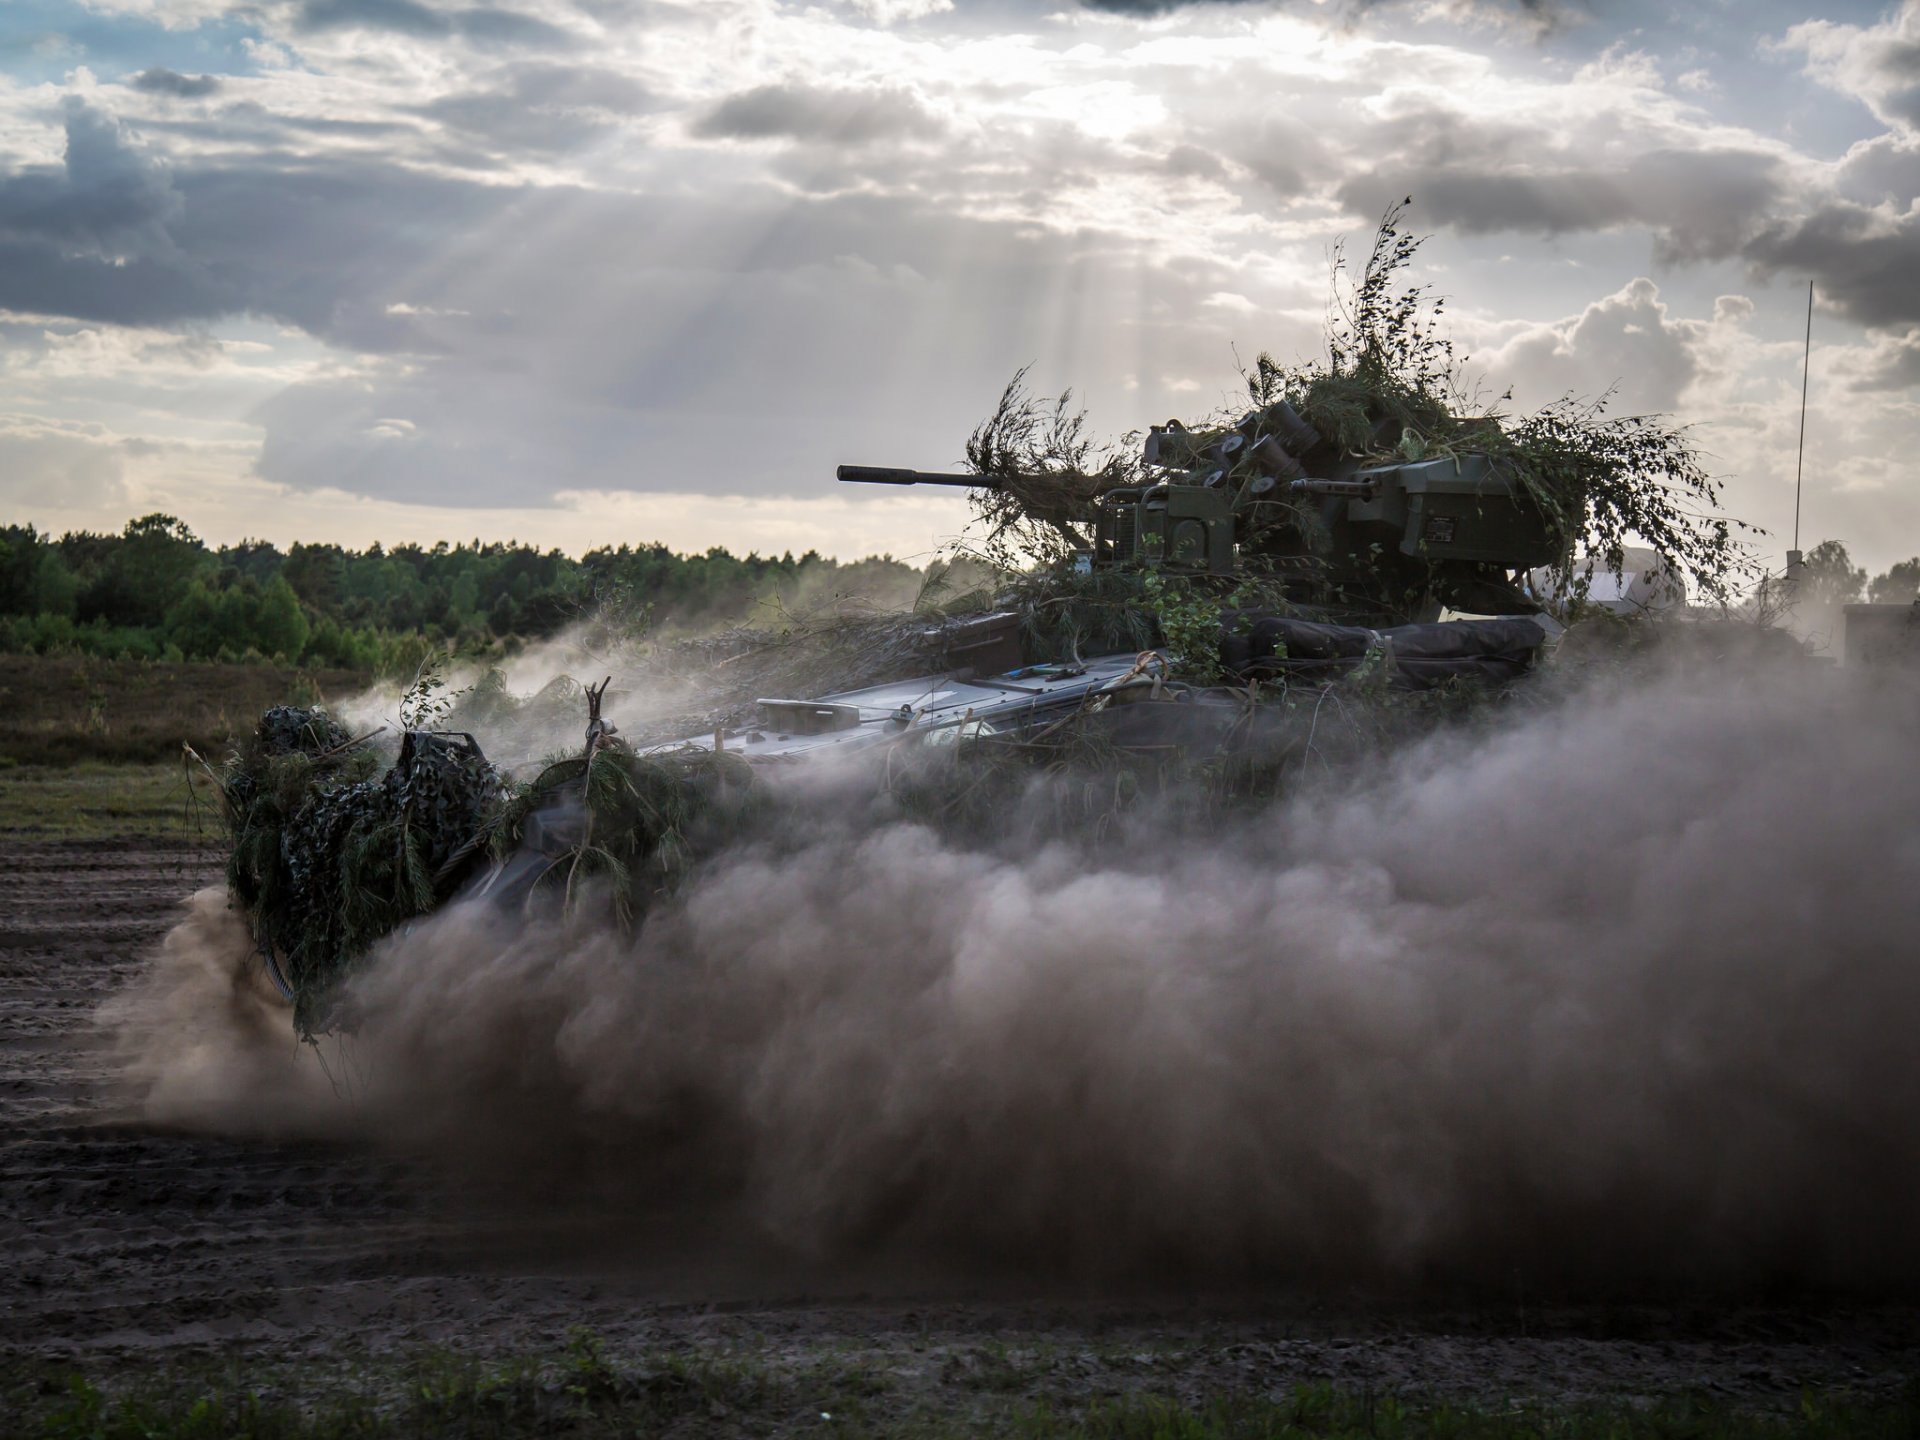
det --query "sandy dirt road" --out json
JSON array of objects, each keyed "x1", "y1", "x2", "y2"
[{"x1": 2, "y1": 837, "x2": 1917, "y2": 1414}]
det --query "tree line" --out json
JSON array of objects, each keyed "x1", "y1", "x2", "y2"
[
  {"x1": 1797, "y1": 539, "x2": 1920, "y2": 610},
  {"x1": 1, "y1": 515, "x2": 1910, "y2": 674},
  {"x1": 0, "y1": 514, "x2": 927, "y2": 671}
]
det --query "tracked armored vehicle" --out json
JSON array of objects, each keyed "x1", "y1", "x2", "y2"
[
  {"x1": 221, "y1": 401, "x2": 1564, "y2": 1036},
  {"x1": 842, "y1": 392, "x2": 1561, "y2": 625}
]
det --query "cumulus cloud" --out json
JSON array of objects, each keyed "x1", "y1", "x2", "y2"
[
  {"x1": 1335, "y1": 87, "x2": 1920, "y2": 341},
  {"x1": 1829, "y1": 327, "x2": 1920, "y2": 393},
  {"x1": 1482, "y1": 277, "x2": 1708, "y2": 415},
  {"x1": 1834, "y1": 132, "x2": 1920, "y2": 207},
  {"x1": 1785, "y1": 1, "x2": 1920, "y2": 133}
]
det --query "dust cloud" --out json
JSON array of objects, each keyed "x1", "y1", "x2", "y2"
[
  {"x1": 99, "y1": 889, "x2": 346, "y2": 1139},
  {"x1": 111, "y1": 651, "x2": 1920, "y2": 1293}
]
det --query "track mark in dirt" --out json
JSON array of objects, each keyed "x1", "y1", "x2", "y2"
[{"x1": 0, "y1": 842, "x2": 423, "y2": 1360}]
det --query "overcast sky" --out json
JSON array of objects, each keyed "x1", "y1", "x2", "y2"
[{"x1": 1, "y1": 0, "x2": 1916, "y2": 570}]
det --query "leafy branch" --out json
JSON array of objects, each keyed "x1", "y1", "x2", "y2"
[{"x1": 961, "y1": 366, "x2": 1139, "y2": 569}]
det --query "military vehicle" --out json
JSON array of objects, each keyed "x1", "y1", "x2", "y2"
[
  {"x1": 840, "y1": 395, "x2": 1561, "y2": 625},
  {"x1": 226, "y1": 401, "x2": 1566, "y2": 1034}
]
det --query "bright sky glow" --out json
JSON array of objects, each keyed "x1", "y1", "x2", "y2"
[{"x1": 0, "y1": 0, "x2": 1916, "y2": 569}]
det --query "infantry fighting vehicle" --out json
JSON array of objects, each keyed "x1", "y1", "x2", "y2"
[
  {"x1": 841, "y1": 395, "x2": 1561, "y2": 625},
  {"x1": 229, "y1": 401, "x2": 1566, "y2": 1032}
]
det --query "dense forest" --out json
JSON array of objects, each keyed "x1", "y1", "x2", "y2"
[{"x1": 0, "y1": 514, "x2": 929, "y2": 673}]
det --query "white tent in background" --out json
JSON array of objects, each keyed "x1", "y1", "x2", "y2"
[{"x1": 1525, "y1": 547, "x2": 1685, "y2": 616}]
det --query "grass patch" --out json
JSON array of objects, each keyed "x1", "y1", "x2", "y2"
[
  {"x1": 7, "y1": 1336, "x2": 890, "y2": 1440},
  {"x1": 0, "y1": 761, "x2": 212, "y2": 841},
  {"x1": 0, "y1": 655, "x2": 368, "y2": 766},
  {"x1": 3, "y1": 1337, "x2": 1914, "y2": 1440}
]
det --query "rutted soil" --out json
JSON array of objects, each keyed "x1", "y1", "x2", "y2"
[{"x1": 2, "y1": 838, "x2": 1917, "y2": 1411}]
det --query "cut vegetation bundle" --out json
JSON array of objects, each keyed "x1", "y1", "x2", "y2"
[
  {"x1": 215, "y1": 696, "x2": 763, "y2": 1037},
  {"x1": 219, "y1": 707, "x2": 506, "y2": 1036}
]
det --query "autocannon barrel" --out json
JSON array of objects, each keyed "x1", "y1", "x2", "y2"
[{"x1": 836, "y1": 465, "x2": 1001, "y2": 489}]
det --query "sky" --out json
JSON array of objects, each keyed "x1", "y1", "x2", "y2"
[{"x1": 0, "y1": 0, "x2": 1917, "y2": 572}]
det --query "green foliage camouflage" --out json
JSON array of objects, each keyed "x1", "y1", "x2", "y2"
[
  {"x1": 486, "y1": 745, "x2": 760, "y2": 930},
  {"x1": 962, "y1": 201, "x2": 1759, "y2": 606},
  {"x1": 220, "y1": 706, "x2": 506, "y2": 1037},
  {"x1": 218, "y1": 682, "x2": 768, "y2": 1036}
]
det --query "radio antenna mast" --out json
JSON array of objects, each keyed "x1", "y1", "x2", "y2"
[{"x1": 1790, "y1": 280, "x2": 1814, "y2": 574}]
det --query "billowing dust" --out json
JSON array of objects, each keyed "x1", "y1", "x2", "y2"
[{"x1": 108, "y1": 653, "x2": 1920, "y2": 1293}]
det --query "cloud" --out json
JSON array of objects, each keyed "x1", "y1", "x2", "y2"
[
  {"x1": 128, "y1": 68, "x2": 224, "y2": 99},
  {"x1": 1077, "y1": 0, "x2": 1248, "y2": 10},
  {"x1": 1834, "y1": 133, "x2": 1920, "y2": 207},
  {"x1": 841, "y1": 0, "x2": 954, "y2": 22},
  {"x1": 418, "y1": 62, "x2": 653, "y2": 154},
  {"x1": 292, "y1": 0, "x2": 580, "y2": 48},
  {"x1": 1785, "y1": 1, "x2": 1920, "y2": 134},
  {"x1": 1332, "y1": 89, "x2": 1920, "y2": 342},
  {"x1": 1340, "y1": 143, "x2": 1788, "y2": 265},
  {"x1": 178, "y1": 161, "x2": 1258, "y2": 508},
  {"x1": 5, "y1": 323, "x2": 218, "y2": 383},
  {"x1": 1077, "y1": 0, "x2": 1556, "y2": 19},
  {"x1": 294, "y1": 0, "x2": 450, "y2": 37},
  {"x1": 0, "y1": 99, "x2": 184, "y2": 262},
  {"x1": 692, "y1": 82, "x2": 944, "y2": 147},
  {"x1": 234, "y1": 185, "x2": 1169, "y2": 503},
  {"x1": 1829, "y1": 328, "x2": 1920, "y2": 392},
  {"x1": 1481, "y1": 277, "x2": 1709, "y2": 415},
  {"x1": 57, "y1": 0, "x2": 235, "y2": 25},
  {"x1": 1743, "y1": 201, "x2": 1920, "y2": 332},
  {"x1": 0, "y1": 102, "x2": 514, "y2": 330},
  {"x1": 6, "y1": 0, "x2": 1920, "y2": 562},
  {"x1": 0, "y1": 417, "x2": 129, "y2": 510}
]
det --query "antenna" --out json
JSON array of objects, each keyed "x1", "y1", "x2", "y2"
[{"x1": 1790, "y1": 279, "x2": 1814, "y2": 572}]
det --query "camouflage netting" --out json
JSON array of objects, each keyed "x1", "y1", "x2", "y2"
[
  {"x1": 219, "y1": 701, "x2": 768, "y2": 1037},
  {"x1": 221, "y1": 706, "x2": 506, "y2": 1037}
]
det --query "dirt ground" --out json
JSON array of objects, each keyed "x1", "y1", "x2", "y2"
[{"x1": 3, "y1": 837, "x2": 1918, "y2": 1418}]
